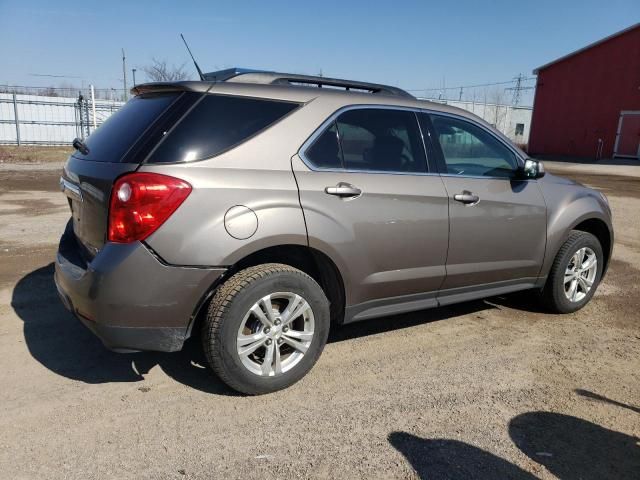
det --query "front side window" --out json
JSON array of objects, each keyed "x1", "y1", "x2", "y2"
[
  {"x1": 431, "y1": 114, "x2": 518, "y2": 178},
  {"x1": 149, "y1": 95, "x2": 299, "y2": 163},
  {"x1": 304, "y1": 108, "x2": 427, "y2": 173}
]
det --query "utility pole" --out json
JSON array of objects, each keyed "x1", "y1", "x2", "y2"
[
  {"x1": 122, "y1": 48, "x2": 128, "y2": 101},
  {"x1": 132, "y1": 68, "x2": 137, "y2": 87},
  {"x1": 90, "y1": 84, "x2": 97, "y2": 131}
]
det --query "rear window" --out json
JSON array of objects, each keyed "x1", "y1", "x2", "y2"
[
  {"x1": 74, "y1": 93, "x2": 179, "y2": 162},
  {"x1": 148, "y1": 95, "x2": 300, "y2": 163}
]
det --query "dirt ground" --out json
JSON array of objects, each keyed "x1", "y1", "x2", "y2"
[
  {"x1": 0, "y1": 154, "x2": 638, "y2": 479},
  {"x1": 0, "y1": 145, "x2": 72, "y2": 164}
]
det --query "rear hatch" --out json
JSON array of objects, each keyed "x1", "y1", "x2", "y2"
[
  {"x1": 61, "y1": 90, "x2": 198, "y2": 257},
  {"x1": 61, "y1": 84, "x2": 301, "y2": 258}
]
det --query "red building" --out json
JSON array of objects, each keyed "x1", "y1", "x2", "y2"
[{"x1": 529, "y1": 23, "x2": 640, "y2": 160}]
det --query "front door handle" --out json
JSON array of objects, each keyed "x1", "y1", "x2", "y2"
[
  {"x1": 325, "y1": 183, "x2": 362, "y2": 198},
  {"x1": 453, "y1": 191, "x2": 480, "y2": 205}
]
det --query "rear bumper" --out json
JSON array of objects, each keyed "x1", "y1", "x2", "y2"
[{"x1": 54, "y1": 222, "x2": 226, "y2": 352}]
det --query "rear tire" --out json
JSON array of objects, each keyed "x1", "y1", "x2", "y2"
[
  {"x1": 541, "y1": 230, "x2": 603, "y2": 313},
  {"x1": 202, "y1": 263, "x2": 330, "y2": 395}
]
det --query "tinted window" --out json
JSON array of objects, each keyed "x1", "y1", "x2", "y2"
[
  {"x1": 305, "y1": 122, "x2": 342, "y2": 169},
  {"x1": 336, "y1": 109, "x2": 426, "y2": 173},
  {"x1": 431, "y1": 115, "x2": 518, "y2": 178},
  {"x1": 149, "y1": 95, "x2": 299, "y2": 163},
  {"x1": 75, "y1": 93, "x2": 179, "y2": 162}
]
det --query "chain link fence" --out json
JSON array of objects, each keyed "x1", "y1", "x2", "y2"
[
  {"x1": 0, "y1": 85, "x2": 532, "y2": 148},
  {"x1": 0, "y1": 86, "x2": 125, "y2": 146}
]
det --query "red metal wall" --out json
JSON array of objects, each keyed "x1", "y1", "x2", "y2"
[{"x1": 529, "y1": 26, "x2": 640, "y2": 159}]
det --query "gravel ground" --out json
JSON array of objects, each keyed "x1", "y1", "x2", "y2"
[{"x1": 0, "y1": 158, "x2": 638, "y2": 479}]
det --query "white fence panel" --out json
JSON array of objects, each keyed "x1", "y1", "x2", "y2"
[
  {"x1": 1, "y1": 91, "x2": 532, "y2": 147},
  {"x1": 0, "y1": 93, "x2": 124, "y2": 145}
]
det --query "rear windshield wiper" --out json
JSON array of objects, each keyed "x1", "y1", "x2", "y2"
[{"x1": 72, "y1": 137, "x2": 90, "y2": 155}]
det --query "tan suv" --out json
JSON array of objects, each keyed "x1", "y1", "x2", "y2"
[{"x1": 55, "y1": 69, "x2": 613, "y2": 394}]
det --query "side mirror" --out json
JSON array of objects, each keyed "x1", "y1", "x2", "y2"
[{"x1": 522, "y1": 159, "x2": 545, "y2": 179}]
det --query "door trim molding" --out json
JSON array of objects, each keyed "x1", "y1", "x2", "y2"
[
  {"x1": 344, "y1": 291, "x2": 438, "y2": 323},
  {"x1": 343, "y1": 277, "x2": 544, "y2": 324}
]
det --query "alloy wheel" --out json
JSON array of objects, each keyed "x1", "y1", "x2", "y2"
[
  {"x1": 564, "y1": 247, "x2": 597, "y2": 302},
  {"x1": 236, "y1": 292, "x2": 315, "y2": 376}
]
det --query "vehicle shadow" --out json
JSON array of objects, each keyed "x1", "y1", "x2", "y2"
[
  {"x1": 388, "y1": 431, "x2": 537, "y2": 479},
  {"x1": 483, "y1": 290, "x2": 549, "y2": 314},
  {"x1": 12, "y1": 263, "x2": 513, "y2": 394},
  {"x1": 329, "y1": 300, "x2": 493, "y2": 343},
  {"x1": 509, "y1": 411, "x2": 640, "y2": 479},
  {"x1": 11, "y1": 263, "x2": 237, "y2": 396}
]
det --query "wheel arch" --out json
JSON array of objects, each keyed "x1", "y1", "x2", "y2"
[
  {"x1": 543, "y1": 208, "x2": 613, "y2": 281},
  {"x1": 187, "y1": 244, "x2": 347, "y2": 339},
  {"x1": 571, "y1": 217, "x2": 613, "y2": 277}
]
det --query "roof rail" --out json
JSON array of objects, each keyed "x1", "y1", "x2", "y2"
[
  {"x1": 202, "y1": 67, "x2": 272, "y2": 82},
  {"x1": 202, "y1": 68, "x2": 414, "y2": 98}
]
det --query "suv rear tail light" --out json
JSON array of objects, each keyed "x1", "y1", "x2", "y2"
[{"x1": 108, "y1": 172, "x2": 192, "y2": 243}]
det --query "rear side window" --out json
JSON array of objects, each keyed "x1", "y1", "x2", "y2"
[
  {"x1": 75, "y1": 93, "x2": 179, "y2": 162},
  {"x1": 148, "y1": 95, "x2": 299, "y2": 163},
  {"x1": 305, "y1": 122, "x2": 342, "y2": 169},
  {"x1": 337, "y1": 109, "x2": 426, "y2": 173},
  {"x1": 305, "y1": 108, "x2": 427, "y2": 173}
]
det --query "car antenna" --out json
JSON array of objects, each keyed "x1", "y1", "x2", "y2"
[{"x1": 180, "y1": 33, "x2": 205, "y2": 81}]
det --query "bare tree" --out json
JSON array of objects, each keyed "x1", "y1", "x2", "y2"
[
  {"x1": 143, "y1": 58, "x2": 189, "y2": 82},
  {"x1": 482, "y1": 87, "x2": 509, "y2": 129}
]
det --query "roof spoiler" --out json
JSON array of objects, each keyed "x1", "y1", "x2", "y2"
[{"x1": 129, "y1": 81, "x2": 213, "y2": 96}]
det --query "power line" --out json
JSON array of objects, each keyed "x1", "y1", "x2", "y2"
[
  {"x1": 0, "y1": 84, "x2": 126, "y2": 92},
  {"x1": 405, "y1": 77, "x2": 535, "y2": 92},
  {"x1": 29, "y1": 73, "x2": 85, "y2": 79}
]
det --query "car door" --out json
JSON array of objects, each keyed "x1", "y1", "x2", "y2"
[
  {"x1": 421, "y1": 113, "x2": 547, "y2": 294},
  {"x1": 292, "y1": 107, "x2": 449, "y2": 320}
]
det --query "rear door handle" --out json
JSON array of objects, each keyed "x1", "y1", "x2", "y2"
[
  {"x1": 453, "y1": 191, "x2": 480, "y2": 205},
  {"x1": 324, "y1": 183, "x2": 362, "y2": 198}
]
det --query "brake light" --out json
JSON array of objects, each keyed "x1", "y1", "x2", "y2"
[{"x1": 108, "y1": 172, "x2": 192, "y2": 243}]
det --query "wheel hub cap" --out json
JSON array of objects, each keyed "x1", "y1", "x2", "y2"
[
  {"x1": 564, "y1": 247, "x2": 597, "y2": 303},
  {"x1": 236, "y1": 292, "x2": 315, "y2": 377}
]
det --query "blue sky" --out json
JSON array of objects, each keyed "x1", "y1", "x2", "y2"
[{"x1": 0, "y1": 0, "x2": 638, "y2": 104}]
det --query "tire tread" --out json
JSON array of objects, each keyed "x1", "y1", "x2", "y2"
[
  {"x1": 202, "y1": 263, "x2": 323, "y2": 394},
  {"x1": 542, "y1": 230, "x2": 601, "y2": 313}
]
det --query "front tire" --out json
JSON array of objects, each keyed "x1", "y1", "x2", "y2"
[
  {"x1": 542, "y1": 230, "x2": 603, "y2": 313},
  {"x1": 202, "y1": 263, "x2": 330, "y2": 395}
]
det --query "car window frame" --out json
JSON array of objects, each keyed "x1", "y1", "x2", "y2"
[
  {"x1": 422, "y1": 111, "x2": 527, "y2": 180},
  {"x1": 299, "y1": 105, "x2": 432, "y2": 176}
]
